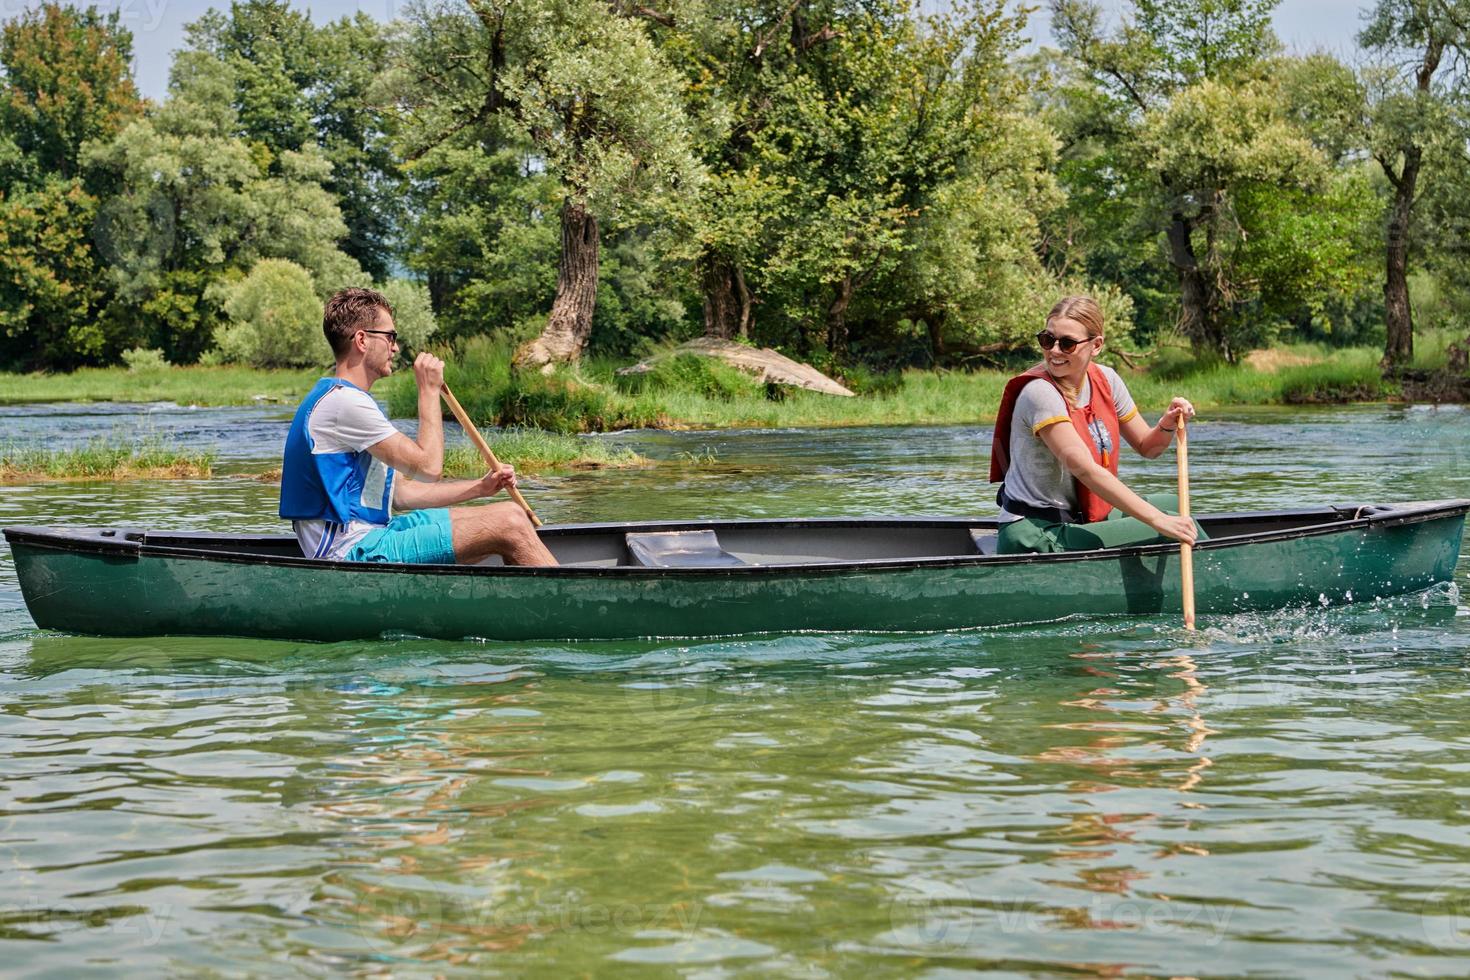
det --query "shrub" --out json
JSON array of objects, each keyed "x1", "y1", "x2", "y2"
[
  {"x1": 215, "y1": 259, "x2": 324, "y2": 368},
  {"x1": 379, "y1": 278, "x2": 437, "y2": 352},
  {"x1": 1147, "y1": 345, "x2": 1224, "y2": 381},
  {"x1": 1279, "y1": 358, "x2": 1389, "y2": 403},
  {"x1": 120, "y1": 347, "x2": 168, "y2": 372},
  {"x1": 387, "y1": 335, "x2": 665, "y2": 433},
  {"x1": 839, "y1": 363, "x2": 902, "y2": 396},
  {"x1": 613, "y1": 353, "x2": 761, "y2": 400}
]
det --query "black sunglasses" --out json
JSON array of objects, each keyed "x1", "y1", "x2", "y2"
[
  {"x1": 361, "y1": 328, "x2": 399, "y2": 345},
  {"x1": 1036, "y1": 331, "x2": 1093, "y2": 353}
]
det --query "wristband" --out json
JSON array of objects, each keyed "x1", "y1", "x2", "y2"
[{"x1": 1160, "y1": 423, "x2": 1177, "y2": 432}]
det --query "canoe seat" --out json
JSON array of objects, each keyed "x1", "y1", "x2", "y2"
[
  {"x1": 969, "y1": 529, "x2": 999, "y2": 556},
  {"x1": 625, "y1": 529, "x2": 747, "y2": 568}
]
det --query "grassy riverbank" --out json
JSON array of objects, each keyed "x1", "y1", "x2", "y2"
[
  {"x1": 1, "y1": 440, "x2": 215, "y2": 483},
  {"x1": 0, "y1": 365, "x2": 321, "y2": 407},
  {"x1": 5, "y1": 340, "x2": 1464, "y2": 435},
  {"x1": 442, "y1": 430, "x2": 647, "y2": 475},
  {"x1": 244, "y1": 430, "x2": 648, "y2": 485},
  {"x1": 379, "y1": 339, "x2": 1434, "y2": 432}
]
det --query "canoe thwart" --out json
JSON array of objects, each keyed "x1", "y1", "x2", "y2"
[{"x1": 625, "y1": 529, "x2": 747, "y2": 568}]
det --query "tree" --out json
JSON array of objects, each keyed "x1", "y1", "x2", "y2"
[
  {"x1": 1358, "y1": 0, "x2": 1470, "y2": 370},
  {"x1": 400, "y1": 143, "x2": 561, "y2": 341},
  {"x1": 1049, "y1": 0, "x2": 1350, "y2": 358},
  {"x1": 83, "y1": 50, "x2": 363, "y2": 362},
  {"x1": 652, "y1": 0, "x2": 842, "y2": 343},
  {"x1": 0, "y1": 3, "x2": 143, "y2": 186},
  {"x1": 181, "y1": 1, "x2": 405, "y2": 280},
  {"x1": 392, "y1": 0, "x2": 700, "y2": 369},
  {"x1": 214, "y1": 258, "x2": 323, "y2": 367},
  {"x1": 0, "y1": 179, "x2": 112, "y2": 369},
  {"x1": 663, "y1": 0, "x2": 1077, "y2": 363}
]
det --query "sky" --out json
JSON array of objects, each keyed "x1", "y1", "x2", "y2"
[{"x1": 1, "y1": 0, "x2": 1375, "y2": 103}]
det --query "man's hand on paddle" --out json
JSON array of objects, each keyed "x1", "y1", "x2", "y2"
[
  {"x1": 413, "y1": 352, "x2": 445, "y2": 394},
  {"x1": 476, "y1": 462, "x2": 517, "y2": 498}
]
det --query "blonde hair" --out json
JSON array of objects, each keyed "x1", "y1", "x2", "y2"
[{"x1": 1044, "y1": 296, "x2": 1104, "y2": 407}]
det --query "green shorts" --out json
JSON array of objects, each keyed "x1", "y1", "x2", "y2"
[
  {"x1": 347, "y1": 508, "x2": 457, "y2": 564},
  {"x1": 996, "y1": 493, "x2": 1207, "y2": 555}
]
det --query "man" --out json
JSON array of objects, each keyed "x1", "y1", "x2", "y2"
[{"x1": 280, "y1": 287, "x2": 558, "y2": 566}]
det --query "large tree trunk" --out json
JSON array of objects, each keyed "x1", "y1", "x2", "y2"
[
  {"x1": 1382, "y1": 158, "x2": 1419, "y2": 371},
  {"x1": 699, "y1": 251, "x2": 751, "y2": 339},
  {"x1": 1165, "y1": 212, "x2": 1219, "y2": 357},
  {"x1": 925, "y1": 310, "x2": 946, "y2": 365},
  {"x1": 1380, "y1": 36, "x2": 1443, "y2": 373},
  {"x1": 514, "y1": 200, "x2": 599, "y2": 370},
  {"x1": 826, "y1": 274, "x2": 854, "y2": 358}
]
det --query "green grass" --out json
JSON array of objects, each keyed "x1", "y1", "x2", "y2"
[
  {"x1": 442, "y1": 430, "x2": 647, "y2": 476},
  {"x1": 0, "y1": 364, "x2": 323, "y2": 406},
  {"x1": 1, "y1": 439, "x2": 216, "y2": 483},
  {"x1": 1, "y1": 337, "x2": 1453, "y2": 431},
  {"x1": 375, "y1": 341, "x2": 1416, "y2": 433}
]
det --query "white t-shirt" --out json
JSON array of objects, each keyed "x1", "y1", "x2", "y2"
[
  {"x1": 293, "y1": 385, "x2": 400, "y2": 559},
  {"x1": 998, "y1": 365, "x2": 1138, "y2": 522}
]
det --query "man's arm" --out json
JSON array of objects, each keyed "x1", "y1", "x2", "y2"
[
  {"x1": 365, "y1": 353, "x2": 447, "y2": 480},
  {"x1": 392, "y1": 465, "x2": 517, "y2": 510}
]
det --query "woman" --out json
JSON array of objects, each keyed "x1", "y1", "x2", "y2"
[{"x1": 989, "y1": 296, "x2": 1202, "y2": 555}]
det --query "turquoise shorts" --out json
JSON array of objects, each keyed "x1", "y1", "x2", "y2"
[{"x1": 347, "y1": 509, "x2": 457, "y2": 565}]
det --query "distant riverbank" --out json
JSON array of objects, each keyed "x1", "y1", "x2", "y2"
[{"x1": 4, "y1": 342, "x2": 1466, "y2": 435}]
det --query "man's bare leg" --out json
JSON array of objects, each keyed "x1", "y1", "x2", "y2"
[{"x1": 449, "y1": 503, "x2": 558, "y2": 566}]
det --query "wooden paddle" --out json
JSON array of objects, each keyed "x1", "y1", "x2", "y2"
[
  {"x1": 400, "y1": 345, "x2": 542, "y2": 528},
  {"x1": 439, "y1": 384, "x2": 542, "y2": 528},
  {"x1": 1176, "y1": 415, "x2": 1195, "y2": 631}
]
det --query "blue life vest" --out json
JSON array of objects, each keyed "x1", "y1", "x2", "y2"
[{"x1": 279, "y1": 378, "x2": 394, "y2": 525}]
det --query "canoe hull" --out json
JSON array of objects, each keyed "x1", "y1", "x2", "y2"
[{"x1": 6, "y1": 505, "x2": 1465, "y2": 642}]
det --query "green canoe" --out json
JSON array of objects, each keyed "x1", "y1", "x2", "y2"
[{"x1": 4, "y1": 500, "x2": 1465, "y2": 642}]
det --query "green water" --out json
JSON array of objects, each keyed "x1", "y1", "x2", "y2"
[{"x1": 3, "y1": 403, "x2": 1470, "y2": 975}]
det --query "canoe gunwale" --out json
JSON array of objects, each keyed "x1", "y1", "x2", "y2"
[{"x1": 5, "y1": 500, "x2": 1467, "y2": 579}]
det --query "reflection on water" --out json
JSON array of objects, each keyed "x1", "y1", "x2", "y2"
[{"x1": 2, "y1": 403, "x2": 1470, "y2": 974}]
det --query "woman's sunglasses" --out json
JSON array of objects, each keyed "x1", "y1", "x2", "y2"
[{"x1": 1036, "y1": 331, "x2": 1094, "y2": 353}]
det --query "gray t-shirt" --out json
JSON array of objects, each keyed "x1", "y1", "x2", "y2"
[{"x1": 998, "y1": 365, "x2": 1138, "y2": 522}]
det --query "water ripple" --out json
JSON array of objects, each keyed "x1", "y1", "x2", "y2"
[{"x1": 2, "y1": 406, "x2": 1470, "y2": 973}]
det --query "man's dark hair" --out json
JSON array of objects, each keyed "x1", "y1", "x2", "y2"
[{"x1": 323, "y1": 287, "x2": 393, "y2": 358}]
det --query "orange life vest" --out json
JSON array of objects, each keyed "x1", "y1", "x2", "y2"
[{"x1": 989, "y1": 363, "x2": 1121, "y2": 523}]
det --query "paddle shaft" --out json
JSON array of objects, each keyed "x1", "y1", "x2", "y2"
[
  {"x1": 1176, "y1": 416, "x2": 1196, "y2": 631},
  {"x1": 439, "y1": 383, "x2": 542, "y2": 528}
]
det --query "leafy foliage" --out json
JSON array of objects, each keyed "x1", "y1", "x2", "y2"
[
  {"x1": 0, "y1": 3, "x2": 143, "y2": 186},
  {"x1": 82, "y1": 51, "x2": 362, "y2": 362},
  {"x1": 181, "y1": 1, "x2": 405, "y2": 279},
  {"x1": 613, "y1": 353, "x2": 761, "y2": 400},
  {"x1": 379, "y1": 278, "x2": 438, "y2": 352},
  {"x1": 214, "y1": 258, "x2": 324, "y2": 368},
  {"x1": 0, "y1": 179, "x2": 111, "y2": 369},
  {"x1": 0, "y1": 0, "x2": 1466, "y2": 389}
]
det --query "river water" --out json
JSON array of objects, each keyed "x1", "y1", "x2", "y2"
[{"x1": 3, "y1": 402, "x2": 1470, "y2": 976}]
